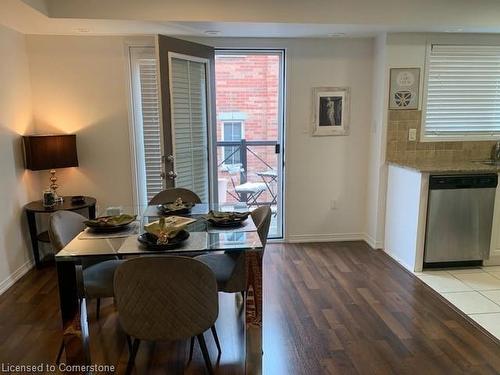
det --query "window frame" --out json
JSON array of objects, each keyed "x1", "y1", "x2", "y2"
[
  {"x1": 421, "y1": 41, "x2": 500, "y2": 142},
  {"x1": 221, "y1": 120, "x2": 245, "y2": 166}
]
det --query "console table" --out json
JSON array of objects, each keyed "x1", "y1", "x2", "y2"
[{"x1": 25, "y1": 196, "x2": 96, "y2": 268}]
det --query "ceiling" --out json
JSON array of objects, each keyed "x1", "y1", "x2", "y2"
[{"x1": 2, "y1": 0, "x2": 500, "y2": 37}]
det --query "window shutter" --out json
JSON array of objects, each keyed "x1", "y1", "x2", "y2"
[
  {"x1": 424, "y1": 44, "x2": 500, "y2": 135},
  {"x1": 137, "y1": 57, "x2": 163, "y2": 203},
  {"x1": 170, "y1": 57, "x2": 209, "y2": 202}
]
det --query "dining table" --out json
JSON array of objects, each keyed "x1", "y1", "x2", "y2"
[{"x1": 55, "y1": 203, "x2": 264, "y2": 374}]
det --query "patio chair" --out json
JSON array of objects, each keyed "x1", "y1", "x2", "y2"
[{"x1": 221, "y1": 164, "x2": 266, "y2": 206}]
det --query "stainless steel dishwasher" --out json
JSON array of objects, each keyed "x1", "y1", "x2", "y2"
[{"x1": 424, "y1": 174, "x2": 498, "y2": 267}]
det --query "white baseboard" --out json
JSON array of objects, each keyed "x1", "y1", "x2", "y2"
[
  {"x1": 0, "y1": 259, "x2": 35, "y2": 296},
  {"x1": 286, "y1": 232, "x2": 366, "y2": 243},
  {"x1": 382, "y1": 249, "x2": 414, "y2": 272},
  {"x1": 484, "y1": 255, "x2": 500, "y2": 266},
  {"x1": 363, "y1": 233, "x2": 384, "y2": 250}
]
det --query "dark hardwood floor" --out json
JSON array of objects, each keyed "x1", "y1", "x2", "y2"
[{"x1": 0, "y1": 242, "x2": 499, "y2": 374}]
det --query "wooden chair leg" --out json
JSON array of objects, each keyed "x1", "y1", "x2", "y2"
[
  {"x1": 197, "y1": 334, "x2": 214, "y2": 375},
  {"x1": 96, "y1": 298, "x2": 101, "y2": 320},
  {"x1": 55, "y1": 340, "x2": 64, "y2": 364},
  {"x1": 210, "y1": 325, "x2": 222, "y2": 355},
  {"x1": 125, "y1": 338, "x2": 141, "y2": 375},
  {"x1": 126, "y1": 335, "x2": 132, "y2": 352},
  {"x1": 188, "y1": 336, "x2": 195, "y2": 362}
]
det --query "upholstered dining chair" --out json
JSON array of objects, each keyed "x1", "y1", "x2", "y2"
[
  {"x1": 114, "y1": 256, "x2": 220, "y2": 375},
  {"x1": 148, "y1": 187, "x2": 202, "y2": 205},
  {"x1": 48, "y1": 210, "x2": 123, "y2": 319},
  {"x1": 195, "y1": 205, "x2": 272, "y2": 294}
]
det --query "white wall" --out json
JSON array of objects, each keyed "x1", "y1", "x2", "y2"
[
  {"x1": 0, "y1": 25, "x2": 39, "y2": 293},
  {"x1": 26, "y1": 35, "x2": 137, "y2": 211},
  {"x1": 277, "y1": 38, "x2": 373, "y2": 242},
  {"x1": 26, "y1": 35, "x2": 374, "y2": 241}
]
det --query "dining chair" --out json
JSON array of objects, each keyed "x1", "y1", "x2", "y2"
[
  {"x1": 114, "y1": 256, "x2": 220, "y2": 375},
  {"x1": 48, "y1": 210, "x2": 123, "y2": 319},
  {"x1": 148, "y1": 187, "x2": 202, "y2": 205},
  {"x1": 195, "y1": 205, "x2": 272, "y2": 294}
]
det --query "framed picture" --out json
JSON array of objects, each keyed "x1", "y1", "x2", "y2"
[
  {"x1": 312, "y1": 87, "x2": 350, "y2": 136},
  {"x1": 389, "y1": 68, "x2": 420, "y2": 110}
]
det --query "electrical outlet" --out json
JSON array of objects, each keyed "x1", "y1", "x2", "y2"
[{"x1": 408, "y1": 128, "x2": 417, "y2": 141}]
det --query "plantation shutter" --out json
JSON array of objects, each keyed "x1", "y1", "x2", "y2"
[
  {"x1": 424, "y1": 44, "x2": 500, "y2": 135},
  {"x1": 170, "y1": 57, "x2": 209, "y2": 202},
  {"x1": 138, "y1": 57, "x2": 163, "y2": 203}
]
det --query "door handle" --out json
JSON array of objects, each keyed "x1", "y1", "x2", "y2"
[
  {"x1": 168, "y1": 171, "x2": 177, "y2": 180},
  {"x1": 166, "y1": 155, "x2": 174, "y2": 162}
]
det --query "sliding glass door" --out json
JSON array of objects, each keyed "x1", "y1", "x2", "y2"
[{"x1": 214, "y1": 50, "x2": 285, "y2": 238}]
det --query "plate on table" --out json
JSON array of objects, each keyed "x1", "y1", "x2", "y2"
[
  {"x1": 205, "y1": 211, "x2": 250, "y2": 228},
  {"x1": 84, "y1": 214, "x2": 136, "y2": 233},
  {"x1": 157, "y1": 199, "x2": 195, "y2": 216},
  {"x1": 137, "y1": 230, "x2": 190, "y2": 250}
]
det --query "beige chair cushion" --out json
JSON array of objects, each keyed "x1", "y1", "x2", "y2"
[
  {"x1": 48, "y1": 210, "x2": 120, "y2": 298},
  {"x1": 195, "y1": 252, "x2": 244, "y2": 292},
  {"x1": 83, "y1": 259, "x2": 123, "y2": 298},
  {"x1": 48, "y1": 210, "x2": 86, "y2": 251},
  {"x1": 114, "y1": 256, "x2": 218, "y2": 341},
  {"x1": 196, "y1": 205, "x2": 272, "y2": 293}
]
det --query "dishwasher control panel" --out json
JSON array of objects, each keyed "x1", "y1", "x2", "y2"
[{"x1": 429, "y1": 174, "x2": 498, "y2": 190}]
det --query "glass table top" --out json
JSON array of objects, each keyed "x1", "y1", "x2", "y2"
[
  {"x1": 55, "y1": 203, "x2": 262, "y2": 260},
  {"x1": 56, "y1": 231, "x2": 262, "y2": 259}
]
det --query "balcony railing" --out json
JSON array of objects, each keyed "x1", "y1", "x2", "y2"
[{"x1": 216, "y1": 139, "x2": 277, "y2": 205}]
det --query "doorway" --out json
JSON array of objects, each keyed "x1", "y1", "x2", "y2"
[
  {"x1": 214, "y1": 50, "x2": 285, "y2": 238},
  {"x1": 130, "y1": 42, "x2": 285, "y2": 238}
]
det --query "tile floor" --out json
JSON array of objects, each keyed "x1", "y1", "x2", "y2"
[{"x1": 415, "y1": 266, "x2": 500, "y2": 341}]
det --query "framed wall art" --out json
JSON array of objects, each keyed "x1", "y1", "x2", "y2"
[
  {"x1": 389, "y1": 68, "x2": 420, "y2": 110},
  {"x1": 312, "y1": 86, "x2": 350, "y2": 136}
]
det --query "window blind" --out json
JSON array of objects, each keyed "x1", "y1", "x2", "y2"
[
  {"x1": 424, "y1": 44, "x2": 500, "y2": 136},
  {"x1": 137, "y1": 57, "x2": 163, "y2": 203},
  {"x1": 170, "y1": 57, "x2": 209, "y2": 202}
]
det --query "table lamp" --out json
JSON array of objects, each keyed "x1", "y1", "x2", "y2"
[{"x1": 23, "y1": 134, "x2": 79, "y2": 203}]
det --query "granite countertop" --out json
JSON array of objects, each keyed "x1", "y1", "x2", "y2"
[{"x1": 388, "y1": 160, "x2": 500, "y2": 174}]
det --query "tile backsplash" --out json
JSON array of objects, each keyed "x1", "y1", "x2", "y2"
[{"x1": 386, "y1": 110, "x2": 496, "y2": 163}]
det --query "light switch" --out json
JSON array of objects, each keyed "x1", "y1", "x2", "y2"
[{"x1": 408, "y1": 128, "x2": 417, "y2": 141}]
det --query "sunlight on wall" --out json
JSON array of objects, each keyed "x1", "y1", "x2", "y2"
[{"x1": 34, "y1": 114, "x2": 85, "y2": 134}]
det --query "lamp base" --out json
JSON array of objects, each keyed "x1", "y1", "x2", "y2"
[
  {"x1": 52, "y1": 191, "x2": 63, "y2": 203},
  {"x1": 49, "y1": 169, "x2": 63, "y2": 203}
]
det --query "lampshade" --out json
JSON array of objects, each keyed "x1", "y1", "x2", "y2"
[{"x1": 23, "y1": 135, "x2": 79, "y2": 171}]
